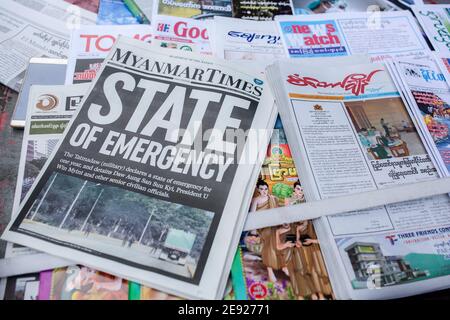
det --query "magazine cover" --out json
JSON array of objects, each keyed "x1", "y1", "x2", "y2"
[
  {"x1": 393, "y1": 58, "x2": 450, "y2": 175},
  {"x1": 412, "y1": 5, "x2": 450, "y2": 53},
  {"x1": 291, "y1": 0, "x2": 397, "y2": 15},
  {"x1": 275, "y1": 11, "x2": 428, "y2": 61},
  {"x1": 65, "y1": 25, "x2": 152, "y2": 84},
  {"x1": 231, "y1": 118, "x2": 334, "y2": 300},
  {"x1": 151, "y1": 15, "x2": 212, "y2": 54},
  {"x1": 154, "y1": 0, "x2": 233, "y2": 19},
  {"x1": 38, "y1": 266, "x2": 128, "y2": 300},
  {"x1": 1, "y1": 37, "x2": 276, "y2": 299},
  {"x1": 231, "y1": 0, "x2": 292, "y2": 20}
]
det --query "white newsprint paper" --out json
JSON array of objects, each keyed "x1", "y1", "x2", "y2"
[
  {"x1": 1, "y1": 36, "x2": 276, "y2": 299},
  {"x1": 0, "y1": 0, "x2": 95, "y2": 91},
  {"x1": 65, "y1": 25, "x2": 152, "y2": 85},
  {"x1": 258, "y1": 57, "x2": 450, "y2": 299}
]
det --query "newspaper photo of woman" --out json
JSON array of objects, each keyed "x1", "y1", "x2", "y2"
[
  {"x1": 250, "y1": 179, "x2": 279, "y2": 211},
  {"x1": 284, "y1": 180, "x2": 305, "y2": 206},
  {"x1": 239, "y1": 220, "x2": 334, "y2": 300}
]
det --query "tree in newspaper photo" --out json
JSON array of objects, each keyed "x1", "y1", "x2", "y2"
[{"x1": 22, "y1": 173, "x2": 214, "y2": 279}]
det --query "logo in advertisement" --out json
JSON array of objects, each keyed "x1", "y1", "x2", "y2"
[
  {"x1": 385, "y1": 235, "x2": 398, "y2": 245},
  {"x1": 281, "y1": 21, "x2": 347, "y2": 57},
  {"x1": 287, "y1": 69, "x2": 382, "y2": 96},
  {"x1": 157, "y1": 23, "x2": 170, "y2": 33},
  {"x1": 313, "y1": 104, "x2": 323, "y2": 111},
  {"x1": 36, "y1": 94, "x2": 59, "y2": 111},
  {"x1": 248, "y1": 282, "x2": 268, "y2": 299},
  {"x1": 65, "y1": 95, "x2": 83, "y2": 111},
  {"x1": 227, "y1": 31, "x2": 280, "y2": 44},
  {"x1": 179, "y1": 45, "x2": 193, "y2": 51},
  {"x1": 420, "y1": 68, "x2": 445, "y2": 82}
]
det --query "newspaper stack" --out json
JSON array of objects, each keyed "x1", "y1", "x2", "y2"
[
  {"x1": 3, "y1": 0, "x2": 450, "y2": 301},
  {"x1": 2, "y1": 36, "x2": 277, "y2": 299}
]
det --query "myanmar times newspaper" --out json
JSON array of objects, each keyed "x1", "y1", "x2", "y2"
[
  {"x1": 1, "y1": 36, "x2": 276, "y2": 299},
  {"x1": 265, "y1": 58, "x2": 450, "y2": 299}
]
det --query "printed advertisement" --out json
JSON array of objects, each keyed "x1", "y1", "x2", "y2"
[{"x1": 336, "y1": 225, "x2": 450, "y2": 290}]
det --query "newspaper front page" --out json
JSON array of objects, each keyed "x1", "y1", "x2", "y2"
[
  {"x1": 265, "y1": 58, "x2": 450, "y2": 299},
  {"x1": 276, "y1": 11, "x2": 429, "y2": 61},
  {"x1": 2, "y1": 36, "x2": 276, "y2": 299}
]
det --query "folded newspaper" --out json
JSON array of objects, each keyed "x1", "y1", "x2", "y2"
[{"x1": 1, "y1": 36, "x2": 277, "y2": 299}]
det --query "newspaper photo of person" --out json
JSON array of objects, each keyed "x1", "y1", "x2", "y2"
[
  {"x1": 345, "y1": 98, "x2": 428, "y2": 160},
  {"x1": 239, "y1": 220, "x2": 333, "y2": 300}
]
